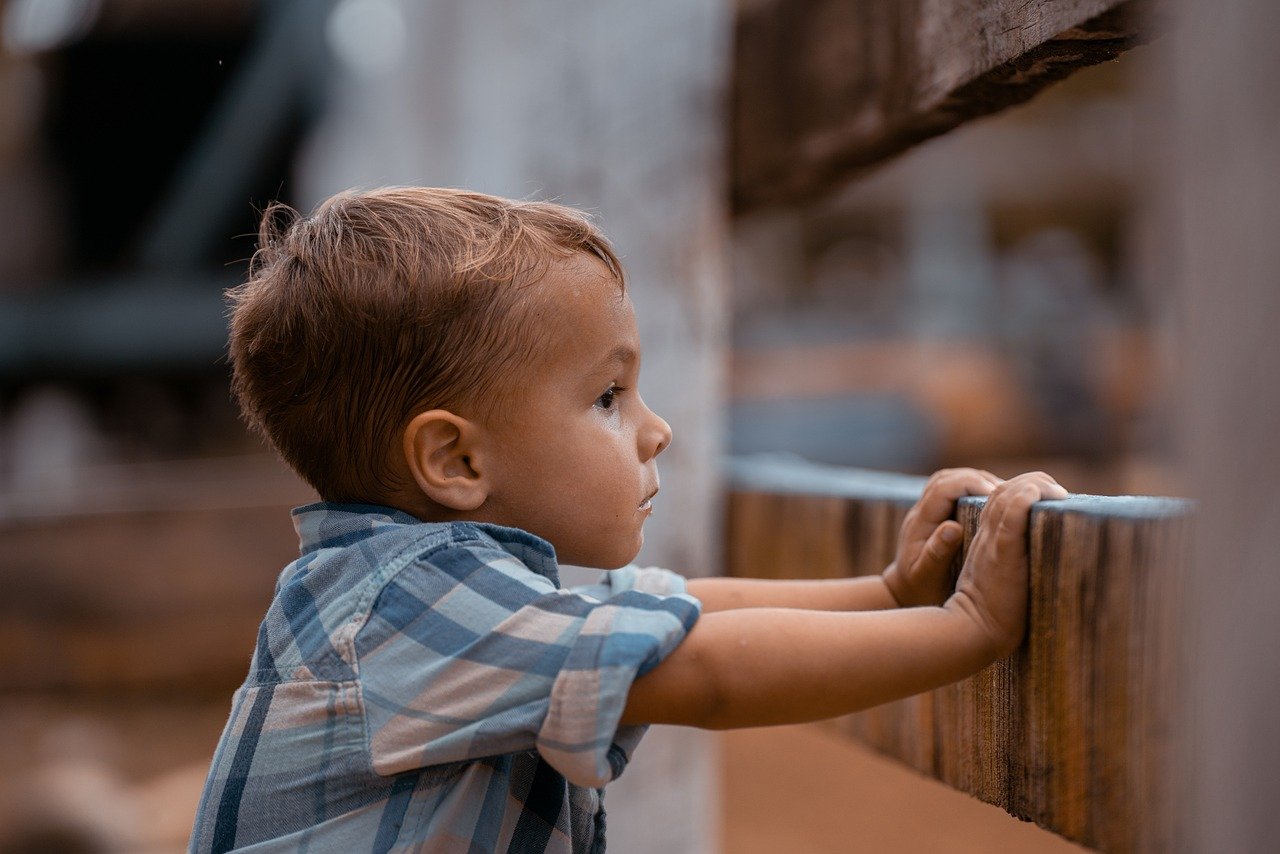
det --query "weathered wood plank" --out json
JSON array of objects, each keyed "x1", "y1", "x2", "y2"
[
  {"x1": 732, "y1": 0, "x2": 1158, "y2": 211},
  {"x1": 725, "y1": 456, "x2": 1190, "y2": 853}
]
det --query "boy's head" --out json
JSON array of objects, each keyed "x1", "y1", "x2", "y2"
[{"x1": 229, "y1": 187, "x2": 672, "y2": 567}]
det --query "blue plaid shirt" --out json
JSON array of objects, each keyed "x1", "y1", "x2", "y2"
[{"x1": 190, "y1": 503, "x2": 701, "y2": 853}]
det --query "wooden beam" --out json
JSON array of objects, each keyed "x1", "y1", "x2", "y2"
[
  {"x1": 732, "y1": 0, "x2": 1158, "y2": 212},
  {"x1": 726, "y1": 457, "x2": 1190, "y2": 853}
]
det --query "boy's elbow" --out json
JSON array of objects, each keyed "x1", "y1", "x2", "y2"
[{"x1": 620, "y1": 629, "x2": 728, "y2": 729}]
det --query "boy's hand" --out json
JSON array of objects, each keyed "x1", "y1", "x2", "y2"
[
  {"x1": 946, "y1": 471, "x2": 1069, "y2": 658},
  {"x1": 624, "y1": 474, "x2": 1068, "y2": 729},
  {"x1": 883, "y1": 468, "x2": 1002, "y2": 608}
]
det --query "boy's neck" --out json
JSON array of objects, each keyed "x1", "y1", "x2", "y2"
[{"x1": 378, "y1": 488, "x2": 498, "y2": 528}]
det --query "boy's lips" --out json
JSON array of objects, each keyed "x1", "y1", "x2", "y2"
[{"x1": 639, "y1": 486, "x2": 659, "y2": 512}]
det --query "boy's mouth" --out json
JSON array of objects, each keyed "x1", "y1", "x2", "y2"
[{"x1": 639, "y1": 486, "x2": 659, "y2": 512}]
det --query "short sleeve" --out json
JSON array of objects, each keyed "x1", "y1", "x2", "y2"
[
  {"x1": 355, "y1": 541, "x2": 701, "y2": 788},
  {"x1": 568, "y1": 564, "x2": 691, "y2": 601}
]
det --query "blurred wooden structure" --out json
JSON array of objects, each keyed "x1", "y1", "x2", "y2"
[
  {"x1": 1169, "y1": 0, "x2": 1280, "y2": 850},
  {"x1": 0, "y1": 457, "x2": 310, "y2": 691},
  {"x1": 728, "y1": 15, "x2": 1178, "y2": 848},
  {"x1": 726, "y1": 457, "x2": 1190, "y2": 853},
  {"x1": 733, "y1": 0, "x2": 1158, "y2": 211}
]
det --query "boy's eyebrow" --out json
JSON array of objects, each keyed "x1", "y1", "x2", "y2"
[{"x1": 593, "y1": 345, "x2": 637, "y2": 372}]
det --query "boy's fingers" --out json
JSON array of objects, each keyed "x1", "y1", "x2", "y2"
[
  {"x1": 992, "y1": 483, "x2": 1040, "y2": 542},
  {"x1": 922, "y1": 521, "x2": 964, "y2": 564},
  {"x1": 971, "y1": 469, "x2": 1005, "y2": 490},
  {"x1": 914, "y1": 471, "x2": 1065, "y2": 567},
  {"x1": 981, "y1": 476, "x2": 1068, "y2": 550},
  {"x1": 905, "y1": 521, "x2": 965, "y2": 597},
  {"x1": 985, "y1": 472, "x2": 1068, "y2": 506},
  {"x1": 914, "y1": 469, "x2": 1002, "y2": 525},
  {"x1": 929, "y1": 468, "x2": 1002, "y2": 495}
]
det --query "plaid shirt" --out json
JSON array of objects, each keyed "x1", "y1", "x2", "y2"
[{"x1": 190, "y1": 503, "x2": 701, "y2": 853}]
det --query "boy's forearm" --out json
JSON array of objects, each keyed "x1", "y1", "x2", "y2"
[
  {"x1": 685, "y1": 576, "x2": 898, "y2": 613},
  {"x1": 620, "y1": 604, "x2": 998, "y2": 730}
]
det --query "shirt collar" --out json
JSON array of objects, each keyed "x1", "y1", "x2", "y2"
[{"x1": 289, "y1": 502, "x2": 561, "y2": 584}]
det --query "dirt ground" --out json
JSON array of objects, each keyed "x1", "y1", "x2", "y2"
[
  {"x1": 719, "y1": 724, "x2": 1088, "y2": 853},
  {"x1": 0, "y1": 696, "x2": 228, "y2": 853}
]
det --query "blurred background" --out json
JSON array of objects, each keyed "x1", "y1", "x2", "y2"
[
  {"x1": 0, "y1": 0, "x2": 1181, "y2": 851},
  {"x1": 729, "y1": 53, "x2": 1173, "y2": 492}
]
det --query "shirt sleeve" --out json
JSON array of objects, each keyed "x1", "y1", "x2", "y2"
[
  {"x1": 355, "y1": 540, "x2": 701, "y2": 788},
  {"x1": 568, "y1": 563, "x2": 692, "y2": 601}
]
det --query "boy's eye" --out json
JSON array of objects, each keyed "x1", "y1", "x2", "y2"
[{"x1": 596, "y1": 386, "x2": 618, "y2": 410}]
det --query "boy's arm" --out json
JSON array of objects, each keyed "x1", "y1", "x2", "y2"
[
  {"x1": 685, "y1": 575, "x2": 901, "y2": 613},
  {"x1": 687, "y1": 468, "x2": 1001, "y2": 614},
  {"x1": 621, "y1": 472, "x2": 1065, "y2": 730}
]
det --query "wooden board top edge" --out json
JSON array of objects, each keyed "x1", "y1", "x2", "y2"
[
  {"x1": 728, "y1": 455, "x2": 1194, "y2": 519},
  {"x1": 726, "y1": 454, "x2": 927, "y2": 502}
]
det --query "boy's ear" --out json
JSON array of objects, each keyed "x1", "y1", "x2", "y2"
[{"x1": 401, "y1": 410, "x2": 488, "y2": 511}]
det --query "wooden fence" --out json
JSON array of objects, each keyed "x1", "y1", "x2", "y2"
[
  {"x1": 2, "y1": 453, "x2": 1192, "y2": 851},
  {"x1": 726, "y1": 456, "x2": 1191, "y2": 853},
  {"x1": 0, "y1": 457, "x2": 309, "y2": 692}
]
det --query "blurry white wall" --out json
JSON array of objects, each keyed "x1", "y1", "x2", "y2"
[{"x1": 297, "y1": 2, "x2": 731, "y2": 851}]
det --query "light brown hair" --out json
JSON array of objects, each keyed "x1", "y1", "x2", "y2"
[{"x1": 227, "y1": 186, "x2": 624, "y2": 502}]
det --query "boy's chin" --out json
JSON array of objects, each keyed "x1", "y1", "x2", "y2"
[{"x1": 569, "y1": 536, "x2": 643, "y2": 571}]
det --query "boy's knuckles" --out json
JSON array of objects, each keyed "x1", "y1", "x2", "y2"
[
  {"x1": 996, "y1": 520, "x2": 1026, "y2": 544},
  {"x1": 928, "y1": 530, "x2": 958, "y2": 556}
]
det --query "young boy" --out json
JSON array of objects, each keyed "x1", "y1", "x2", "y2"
[{"x1": 190, "y1": 187, "x2": 1066, "y2": 853}]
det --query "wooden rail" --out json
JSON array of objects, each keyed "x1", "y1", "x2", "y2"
[
  {"x1": 0, "y1": 457, "x2": 310, "y2": 692},
  {"x1": 726, "y1": 456, "x2": 1191, "y2": 853},
  {"x1": 732, "y1": 0, "x2": 1159, "y2": 211}
]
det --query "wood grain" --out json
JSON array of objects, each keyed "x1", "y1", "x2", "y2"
[
  {"x1": 732, "y1": 0, "x2": 1160, "y2": 211},
  {"x1": 725, "y1": 457, "x2": 1190, "y2": 853}
]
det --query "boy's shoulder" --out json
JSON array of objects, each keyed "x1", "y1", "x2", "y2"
[
  {"x1": 250, "y1": 502, "x2": 697, "y2": 691},
  {"x1": 251, "y1": 503, "x2": 565, "y2": 684},
  {"x1": 284, "y1": 501, "x2": 562, "y2": 591}
]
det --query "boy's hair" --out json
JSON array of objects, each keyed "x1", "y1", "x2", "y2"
[{"x1": 227, "y1": 186, "x2": 624, "y2": 502}]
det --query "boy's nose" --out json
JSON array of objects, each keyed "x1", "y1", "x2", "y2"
[
  {"x1": 640, "y1": 401, "x2": 673, "y2": 461},
  {"x1": 654, "y1": 414, "x2": 673, "y2": 457}
]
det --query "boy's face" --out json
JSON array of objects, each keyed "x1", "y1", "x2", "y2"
[{"x1": 477, "y1": 253, "x2": 672, "y2": 569}]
